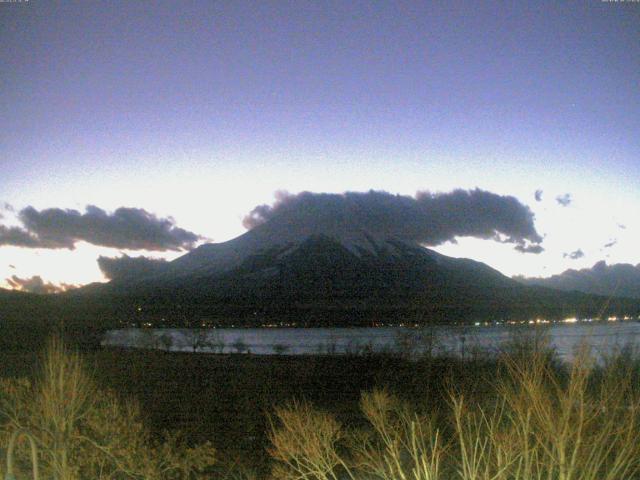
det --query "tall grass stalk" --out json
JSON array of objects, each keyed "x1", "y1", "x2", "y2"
[{"x1": 352, "y1": 389, "x2": 442, "y2": 480}]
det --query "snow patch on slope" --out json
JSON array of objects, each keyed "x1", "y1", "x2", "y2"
[{"x1": 169, "y1": 212, "x2": 423, "y2": 277}]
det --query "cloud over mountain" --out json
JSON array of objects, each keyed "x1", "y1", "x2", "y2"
[
  {"x1": 98, "y1": 255, "x2": 170, "y2": 281},
  {"x1": 514, "y1": 261, "x2": 640, "y2": 299},
  {"x1": 243, "y1": 189, "x2": 543, "y2": 252},
  {"x1": 0, "y1": 206, "x2": 202, "y2": 251}
]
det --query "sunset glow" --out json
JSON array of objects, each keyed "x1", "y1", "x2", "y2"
[{"x1": 1, "y1": 1, "x2": 638, "y2": 290}]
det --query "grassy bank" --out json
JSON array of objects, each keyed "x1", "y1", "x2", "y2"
[
  {"x1": 1, "y1": 337, "x2": 640, "y2": 478},
  {"x1": 1, "y1": 347, "x2": 495, "y2": 474}
]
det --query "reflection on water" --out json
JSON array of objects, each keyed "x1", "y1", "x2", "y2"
[{"x1": 103, "y1": 321, "x2": 640, "y2": 361}]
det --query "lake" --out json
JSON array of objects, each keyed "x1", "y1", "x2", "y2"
[{"x1": 103, "y1": 320, "x2": 640, "y2": 361}]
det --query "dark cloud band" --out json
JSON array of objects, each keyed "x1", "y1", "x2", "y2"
[
  {"x1": 0, "y1": 225, "x2": 48, "y2": 248},
  {"x1": 243, "y1": 189, "x2": 543, "y2": 253},
  {"x1": 1, "y1": 206, "x2": 201, "y2": 251}
]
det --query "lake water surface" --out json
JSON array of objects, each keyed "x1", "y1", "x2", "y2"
[{"x1": 103, "y1": 321, "x2": 640, "y2": 361}]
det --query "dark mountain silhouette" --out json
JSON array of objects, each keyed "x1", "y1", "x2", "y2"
[
  {"x1": 67, "y1": 219, "x2": 640, "y2": 326},
  {"x1": 515, "y1": 261, "x2": 640, "y2": 299}
]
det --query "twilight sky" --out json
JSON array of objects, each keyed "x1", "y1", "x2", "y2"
[{"x1": 1, "y1": 0, "x2": 639, "y2": 291}]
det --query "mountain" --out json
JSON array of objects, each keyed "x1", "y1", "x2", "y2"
[
  {"x1": 96, "y1": 212, "x2": 522, "y2": 302},
  {"x1": 0, "y1": 287, "x2": 20, "y2": 297},
  {"x1": 515, "y1": 261, "x2": 640, "y2": 299},
  {"x1": 73, "y1": 216, "x2": 640, "y2": 326}
]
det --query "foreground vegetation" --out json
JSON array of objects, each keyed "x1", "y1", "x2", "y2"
[
  {"x1": 2, "y1": 334, "x2": 640, "y2": 479},
  {"x1": 0, "y1": 338, "x2": 217, "y2": 479},
  {"x1": 269, "y1": 349, "x2": 640, "y2": 480}
]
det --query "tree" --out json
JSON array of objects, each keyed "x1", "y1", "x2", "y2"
[
  {"x1": 183, "y1": 328, "x2": 210, "y2": 353},
  {"x1": 231, "y1": 337, "x2": 248, "y2": 354},
  {"x1": 272, "y1": 343, "x2": 290, "y2": 355},
  {"x1": 158, "y1": 332, "x2": 173, "y2": 352},
  {"x1": 137, "y1": 328, "x2": 160, "y2": 350}
]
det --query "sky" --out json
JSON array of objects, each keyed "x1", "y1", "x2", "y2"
[{"x1": 1, "y1": 0, "x2": 639, "y2": 291}]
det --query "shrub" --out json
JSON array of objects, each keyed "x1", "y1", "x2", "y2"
[{"x1": 268, "y1": 401, "x2": 348, "y2": 480}]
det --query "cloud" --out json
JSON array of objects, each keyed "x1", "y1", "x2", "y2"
[
  {"x1": 97, "y1": 255, "x2": 170, "y2": 281},
  {"x1": 556, "y1": 193, "x2": 572, "y2": 207},
  {"x1": 0, "y1": 225, "x2": 50, "y2": 248},
  {"x1": 0, "y1": 205, "x2": 202, "y2": 251},
  {"x1": 6, "y1": 275, "x2": 76, "y2": 294},
  {"x1": 0, "y1": 203, "x2": 15, "y2": 219},
  {"x1": 515, "y1": 244, "x2": 545, "y2": 254},
  {"x1": 604, "y1": 239, "x2": 617, "y2": 248},
  {"x1": 563, "y1": 249, "x2": 585, "y2": 260},
  {"x1": 515, "y1": 261, "x2": 640, "y2": 299},
  {"x1": 243, "y1": 189, "x2": 543, "y2": 253},
  {"x1": 534, "y1": 189, "x2": 543, "y2": 202}
]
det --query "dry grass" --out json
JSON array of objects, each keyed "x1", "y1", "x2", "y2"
[
  {"x1": 268, "y1": 346, "x2": 640, "y2": 480},
  {"x1": 268, "y1": 390, "x2": 443, "y2": 479},
  {"x1": 352, "y1": 389, "x2": 442, "y2": 480},
  {"x1": 3, "y1": 334, "x2": 640, "y2": 479},
  {"x1": 0, "y1": 336, "x2": 216, "y2": 480},
  {"x1": 268, "y1": 400, "x2": 351, "y2": 480}
]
